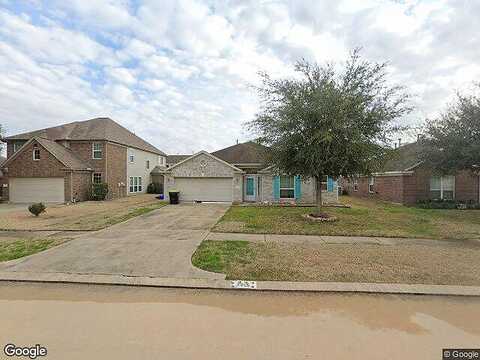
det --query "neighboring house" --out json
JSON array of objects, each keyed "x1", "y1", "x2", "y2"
[
  {"x1": 155, "y1": 141, "x2": 338, "y2": 204},
  {"x1": 0, "y1": 156, "x2": 6, "y2": 201},
  {"x1": 0, "y1": 118, "x2": 166, "y2": 203},
  {"x1": 341, "y1": 141, "x2": 480, "y2": 205}
]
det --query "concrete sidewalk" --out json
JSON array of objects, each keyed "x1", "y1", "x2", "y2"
[
  {"x1": 1, "y1": 271, "x2": 479, "y2": 296},
  {"x1": 206, "y1": 232, "x2": 474, "y2": 246}
]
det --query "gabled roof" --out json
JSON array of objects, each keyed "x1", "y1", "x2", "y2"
[
  {"x1": 211, "y1": 141, "x2": 269, "y2": 165},
  {"x1": 167, "y1": 150, "x2": 244, "y2": 173},
  {"x1": 167, "y1": 154, "x2": 191, "y2": 165},
  {"x1": 382, "y1": 142, "x2": 423, "y2": 172},
  {"x1": 2, "y1": 137, "x2": 91, "y2": 171},
  {"x1": 5, "y1": 117, "x2": 166, "y2": 156}
]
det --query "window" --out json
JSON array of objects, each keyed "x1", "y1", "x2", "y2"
[
  {"x1": 129, "y1": 152, "x2": 134, "y2": 163},
  {"x1": 430, "y1": 175, "x2": 455, "y2": 200},
  {"x1": 159, "y1": 156, "x2": 165, "y2": 166},
  {"x1": 321, "y1": 175, "x2": 328, "y2": 191},
  {"x1": 279, "y1": 175, "x2": 295, "y2": 199},
  {"x1": 33, "y1": 148, "x2": 40, "y2": 161},
  {"x1": 92, "y1": 143, "x2": 102, "y2": 159},
  {"x1": 92, "y1": 173, "x2": 102, "y2": 184},
  {"x1": 368, "y1": 177, "x2": 375, "y2": 193},
  {"x1": 353, "y1": 179, "x2": 359, "y2": 192},
  {"x1": 146, "y1": 160, "x2": 150, "y2": 170},
  {"x1": 129, "y1": 176, "x2": 143, "y2": 193},
  {"x1": 13, "y1": 142, "x2": 23, "y2": 153}
]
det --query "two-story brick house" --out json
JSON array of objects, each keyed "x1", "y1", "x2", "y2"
[{"x1": 0, "y1": 117, "x2": 166, "y2": 203}]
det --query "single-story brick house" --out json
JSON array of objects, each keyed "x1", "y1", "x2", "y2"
[
  {"x1": 0, "y1": 118, "x2": 166, "y2": 203},
  {"x1": 154, "y1": 141, "x2": 338, "y2": 204},
  {"x1": 340, "y1": 142, "x2": 480, "y2": 205}
]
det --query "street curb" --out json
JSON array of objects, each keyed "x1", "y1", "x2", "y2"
[{"x1": 0, "y1": 271, "x2": 479, "y2": 297}]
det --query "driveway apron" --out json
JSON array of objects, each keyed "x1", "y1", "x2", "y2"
[{"x1": 0, "y1": 203, "x2": 229, "y2": 279}]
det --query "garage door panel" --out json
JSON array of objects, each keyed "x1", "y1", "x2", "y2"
[
  {"x1": 174, "y1": 177, "x2": 232, "y2": 202},
  {"x1": 10, "y1": 178, "x2": 65, "y2": 203}
]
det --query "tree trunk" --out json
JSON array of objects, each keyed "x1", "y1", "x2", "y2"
[{"x1": 315, "y1": 176, "x2": 323, "y2": 215}]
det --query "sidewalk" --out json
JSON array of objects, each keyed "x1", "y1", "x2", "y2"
[
  {"x1": 206, "y1": 232, "x2": 466, "y2": 246},
  {"x1": 0, "y1": 271, "x2": 479, "y2": 296}
]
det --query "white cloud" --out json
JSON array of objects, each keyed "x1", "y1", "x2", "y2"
[{"x1": 0, "y1": 0, "x2": 479, "y2": 153}]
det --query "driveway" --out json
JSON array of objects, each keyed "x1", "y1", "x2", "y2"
[{"x1": 0, "y1": 203, "x2": 229, "y2": 279}]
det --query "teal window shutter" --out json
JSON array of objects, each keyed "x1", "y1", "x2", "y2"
[
  {"x1": 273, "y1": 176, "x2": 280, "y2": 200},
  {"x1": 327, "y1": 176, "x2": 334, "y2": 192},
  {"x1": 294, "y1": 176, "x2": 301, "y2": 199}
]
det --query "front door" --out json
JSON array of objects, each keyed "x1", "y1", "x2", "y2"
[{"x1": 245, "y1": 176, "x2": 256, "y2": 202}]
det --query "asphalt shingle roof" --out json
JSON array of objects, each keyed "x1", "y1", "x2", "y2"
[
  {"x1": 5, "y1": 117, "x2": 165, "y2": 156},
  {"x1": 166, "y1": 155, "x2": 191, "y2": 165},
  {"x1": 382, "y1": 142, "x2": 423, "y2": 172},
  {"x1": 35, "y1": 137, "x2": 91, "y2": 170},
  {"x1": 211, "y1": 141, "x2": 268, "y2": 164}
]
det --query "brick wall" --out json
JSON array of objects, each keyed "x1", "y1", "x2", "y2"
[
  {"x1": 69, "y1": 141, "x2": 106, "y2": 173},
  {"x1": 342, "y1": 166, "x2": 480, "y2": 205},
  {"x1": 64, "y1": 171, "x2": 92, "y2": 202},
  {"x1": 106, "y1": 142, "x2": 127, "y2": 199}
]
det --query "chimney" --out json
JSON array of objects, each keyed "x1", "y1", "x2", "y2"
[{"x1": 398, "y1": 138, "x2": 402, "y2": 147}]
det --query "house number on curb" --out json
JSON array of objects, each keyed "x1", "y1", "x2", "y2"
[{"x1": 231, "y1": 280, "x2": 257, "y2": 289}]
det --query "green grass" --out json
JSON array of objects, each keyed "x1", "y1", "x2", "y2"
[
  {"x1": 191, "y1": 239, "x2": 480, "y2": 285},
  {"x1": 192, "y1": 240, "x2": 256, "y2": 274},
  {"x1": 0, "y1": 238, "x2": 67, "y2": 262},
  {"x1": 103, "y1": 202, "x2": 168, "y2": 227},
  {"x1": 213, "y1": 196, "x2": 480, "y2": 240}
]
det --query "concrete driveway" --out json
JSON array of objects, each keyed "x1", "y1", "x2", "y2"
[{"x1": 0, "y1": 203, "x2": 229, "y2": 279}]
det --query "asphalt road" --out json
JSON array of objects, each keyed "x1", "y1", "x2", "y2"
[{"x1": 0, "y1": 282, "x2": 479, "y2": 360}]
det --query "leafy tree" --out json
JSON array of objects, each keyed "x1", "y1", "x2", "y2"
[
  {"x1": 248, "y1": 49, "x2": 412, "y2": 215},
  {"x1": 421, "y1": 87, "x2": 480, "y2": 174}
]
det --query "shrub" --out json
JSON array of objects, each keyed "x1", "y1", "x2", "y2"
[
  {"x1": 147, "y1": 182, "x2": 163, "y2": 194},
  {"x1": 28, "y1": 203, "x2": 46, "y2": 216},
  {"x1": 91, "y1": 183, "x2": 109, "y2": 201},
  {"x1": 147, "y1": 183, "x2": 157, "y2": 194},
  {"x1": 416, "y1": 199, "x2": 480, "y2": 209}
]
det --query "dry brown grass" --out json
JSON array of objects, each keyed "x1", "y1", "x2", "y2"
[
  {"x1": 193, "y1": 240, "x2": 480, "y2": 285},
  {"x1": 0, "y1": 195, "x2": 165, "y2": 231}
]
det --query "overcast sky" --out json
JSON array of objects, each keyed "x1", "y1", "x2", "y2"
[{"x1": 0, "y1": 0, "x2": 478, "y2": 154}]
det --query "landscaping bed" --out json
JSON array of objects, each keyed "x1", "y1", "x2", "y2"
[
  {"x1": 192, "y1": 240, "x2": 480, "y2": 285},
  {"x1": 0, "y1": 195, "x2": 167, "y2": 231},
  {"x1": 213, "y1": 196, "x2": 480, "y2": 240}
]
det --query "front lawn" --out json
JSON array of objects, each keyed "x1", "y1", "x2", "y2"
[
  {"x1": 0, "y1": 195, "x2": 167, "y2": 231},
  {"x1": 213, "y1": 196, "x2": 480, "y2": 240},
  {"x1": 0, "y1": 237, "x2": 69, "y2": 262},
  {"x1": 192, "y1": 240, "x2": 480, "y2": 285}
]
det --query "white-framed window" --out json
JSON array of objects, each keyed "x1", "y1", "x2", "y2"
[
  {"x1": 33, "y1": 148, "x2": 40, "y2": 161},
  {"x1": 13, "y1": 142, "x2": 23, "y2": 153},
  {"x1": 430, "y1": 175, "x2": 455, "y2": 200},
  {"x1": 368, "y1": 177, "x2": 375, "y2": 193},
  {"x1": 353, "y1": 179, "x2": 359, "y2": 192},
  {"x1": 92, "y1": 173, "x2": 102, "y2": 184},
  {"x1": 92, "y1": 142, "x2": 102, "y2": 159},
  {"x1": 129, "y1": 152, "x2": 135, "y2": 163},
  {"x1": 129, "y1": 176, "x2": 143, "y2": 193},
  {"x1": 146, "y1": 160, "x2": 150, "y2": 170},
  {"x1": 158, "y1": 156, "x2": 165, "y2": 166},
  {"x1": 279, "y1": 175, "x2": 295, "y2": 199}
]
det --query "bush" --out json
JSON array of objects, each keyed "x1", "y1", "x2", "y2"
[
  {"x1": 416, "y1": 199, "x2": 480, "y2": 209},
  {"x1": 91, "y1": 183, "x2": 109, "y2": 201},
  {"x1": 147, "y1": 182, "x2": 163, "y2": 194},
  {"x1": 28, "y1": 203, "x2": 46, "y2": 216}
]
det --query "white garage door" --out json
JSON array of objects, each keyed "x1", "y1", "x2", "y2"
[
  {"x1": 174, "y1": 177, "x2": 233, "y2": 202},
  {"x1": 10, "y1": 178, "x2": 65, "y2": 203}
]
